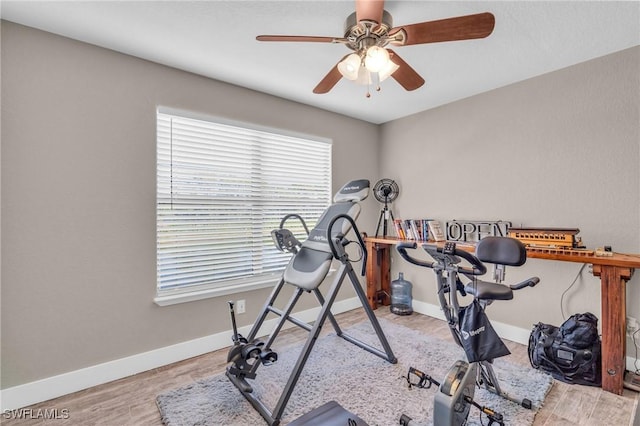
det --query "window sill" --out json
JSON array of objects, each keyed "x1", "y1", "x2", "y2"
[{"x1": 154, "y1": 275, "x2": 281, "y2": 306}]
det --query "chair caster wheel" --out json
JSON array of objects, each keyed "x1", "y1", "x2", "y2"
[{"x1": 522, "y1": 398, "x2": 532, "y2": 409}]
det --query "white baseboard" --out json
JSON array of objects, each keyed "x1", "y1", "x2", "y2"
[
  {"x1": 411, "y1": 299, "x2": 531, "y2": 345},
  {"x1": 0, "y1": 297, "x2": 362, "y2": 411},
  {"x1": 3, "y1": 297, "x2": 636, "y2": 410}
]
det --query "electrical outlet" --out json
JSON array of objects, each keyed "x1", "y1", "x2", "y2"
[
  {"x1": 626, "y1": 316, "x2": 638, "y2": 337},
  {"x1": 624, "y1": 371, "x2": 640, "y2": 392},
  {"x1": 236, "y1": 299, "x2": 246, "y2": 314}
]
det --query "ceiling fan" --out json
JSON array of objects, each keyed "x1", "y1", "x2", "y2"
[{"x1": 256, "y1": 0, "x2": 495, "y2": 96}]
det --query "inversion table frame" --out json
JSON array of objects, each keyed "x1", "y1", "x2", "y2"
[{"x1": 226, "y1": 214, "x2": 397, "y2": 426}]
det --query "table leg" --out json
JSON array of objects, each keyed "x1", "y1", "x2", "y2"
[
  {"x1": 365, "y1": 239, "x2": 379, "y2": 309},
  {"x1": 593, "y1": 264, "x2": 633, "y2": 395},
  {"x1": 365, "y1": 241, "x2": 392, "y2": 309},
  {"x1": 380, "y1": 244, "x2": 391, "y2": 306}
]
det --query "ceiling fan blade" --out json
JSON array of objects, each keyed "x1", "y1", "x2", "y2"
[
  {"x1": 313, "y1": 56, "x2": 348, "y2": 94},
  {"x1": 389, "y1": 12, "x2": 495, "y2": 46},
  {"x1": 388, "y1": 50, "x2": 425, "y2": 91},
  {"x1": 256, "y1": 35, "x2": 340, "y2": 43},
  {"x1": 356, "y1": 0, "x2": 385, "y2": 24}
]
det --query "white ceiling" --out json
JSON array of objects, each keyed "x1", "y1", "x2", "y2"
[{"x1": 2, "y1": 1, "x2": 639, "y2": 124}]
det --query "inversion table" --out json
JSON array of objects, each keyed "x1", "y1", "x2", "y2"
[{"x1": 226, "y1": 179, "x2": 397, "y2": 426}]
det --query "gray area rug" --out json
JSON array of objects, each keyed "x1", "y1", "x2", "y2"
[{"x1": 156, "y1": 318, "x2": 553, "y2": 425}]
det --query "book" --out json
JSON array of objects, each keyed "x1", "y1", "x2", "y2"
[
  {"x1": 393, "y1": 219, "x2": 406, "y2": 239},
  {"x1": 392, "y1": 218, "x2": 439, "y2": 241},
  {"x1": 427, "y1": 220, "x2": 446, "y2": 241}
]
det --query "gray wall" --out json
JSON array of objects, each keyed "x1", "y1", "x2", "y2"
[
  {"x1": 1, "y1": 21, "x2": 380, "y2": 388},
  {"x1": 2, "y1": 20, "x2": 639, "y2": 391},
  {"x1": 381, "y1": 46, "x2": 640, "y2": 342}
]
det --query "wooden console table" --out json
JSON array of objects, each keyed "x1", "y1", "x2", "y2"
[{"x1": 364, "y1": 236, "x2": 640, "y2": 395}]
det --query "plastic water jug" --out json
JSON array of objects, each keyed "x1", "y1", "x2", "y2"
[{"x1": 390, "y1": 272, "x2": 413, "y2": 315}]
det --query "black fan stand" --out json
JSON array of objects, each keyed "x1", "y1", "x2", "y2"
[
  {"x1": 374, "y1": 179, "x2": 399, "y2": 237},
  {"x1": 375, "y1": 198, "x2": 395, "y2": 237}
]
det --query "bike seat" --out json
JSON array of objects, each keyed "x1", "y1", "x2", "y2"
[{"x1": 465, "y1": 280, "x2": 513, "y2": 301}]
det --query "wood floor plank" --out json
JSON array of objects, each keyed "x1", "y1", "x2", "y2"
[
  {"x1": 585, "y1": 389, "x2": 636, "y2": 426},
  {"x1": 2, "y1": 308, "x2": 637, "y2": 425},
  {"x1": 533, "y1": 380, "x2": 566, "y2": 425},
  {"x1": 551, "y1": 386, "x2": 598, "y2": 424}
]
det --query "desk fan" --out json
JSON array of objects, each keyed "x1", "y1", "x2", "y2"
[{"x1": 374, "y1": 178, "x2": 399, "y2": 237}]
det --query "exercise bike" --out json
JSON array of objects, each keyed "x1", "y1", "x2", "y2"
[{"x1": 396, "y1": 237, "x2": 540, "y2": 426}]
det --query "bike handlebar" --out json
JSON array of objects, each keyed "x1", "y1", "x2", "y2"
[
  {"x1": 396, "y1": 241, "x2": 437, "y2": 269},
  {"x1": 397, "y1": 241, "x2": 487, "y2": 276},
  {"x1": 510, "y1": 277, "x2": 540, "y2": 290},
  {"x1": 441, "y1": 243, "x2": 487, "y2": 276}
]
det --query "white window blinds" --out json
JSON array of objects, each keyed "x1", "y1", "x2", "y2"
[{"x1": 157, "y1": 109, "x2": 332, "y2": 296}]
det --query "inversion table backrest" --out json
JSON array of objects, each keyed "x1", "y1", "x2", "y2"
[{"x1": 283, "y1": 179, "x2": 369, "y2": 291}]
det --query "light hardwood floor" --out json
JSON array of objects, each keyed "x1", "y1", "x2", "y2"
[{"x1": 2, "y1": 308, "x2": 638, "y2": 425}]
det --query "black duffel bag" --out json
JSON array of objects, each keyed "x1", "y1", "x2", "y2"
[{"x1": 528, "y1": 312, "x2": 602, "y2": 386}]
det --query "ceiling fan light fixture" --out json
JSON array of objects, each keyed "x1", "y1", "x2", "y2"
[
  {"x1": 364, "y1": 46, "x2": 390, "y2": 73},
  {"x1": 257, "y1": 1, "x2": 496, "y2": 95},
  {"x1": 378, "y1": 58, "x2": 400, "y2": 82},
  {"x1": 337, "y1": 53, "x2": 361, "y2": 80}
]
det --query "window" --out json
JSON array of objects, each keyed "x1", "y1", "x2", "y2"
[{"x1": 155, "y1": 108, "x2": 332, "y2": 305}]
